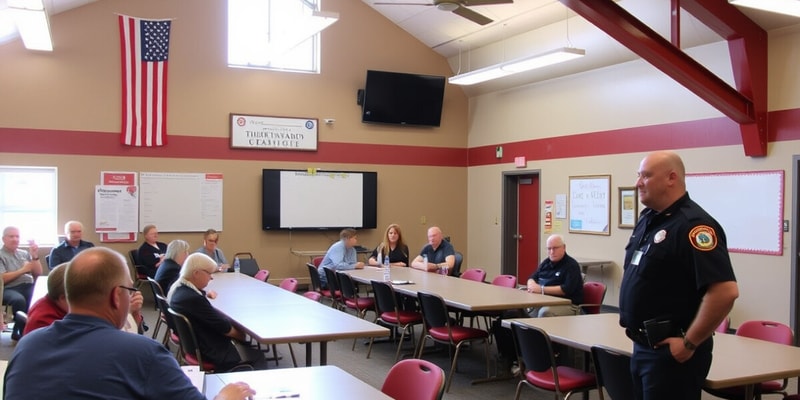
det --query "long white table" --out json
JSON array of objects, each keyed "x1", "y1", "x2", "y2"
[
  {"x1": 504, "y1": 313, "x2": 800, "y2": 399},
  {"x1": 208, "y1": 273, "x2": 389, "y2": 366},
  {"x1": 346, "y1": 267, "x2": 570, "y2": 312},
  {"x1": 204, "y1": 365, "x2": 392, "y2": 400}
]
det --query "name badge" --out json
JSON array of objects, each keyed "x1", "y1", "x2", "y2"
[{"x1": 631, "y1": 250, "x2": 643, "y2": 266}]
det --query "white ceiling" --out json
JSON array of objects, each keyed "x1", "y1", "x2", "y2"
[
  {"x1": 363, "y1": 0, "x2": 800, "y2": 94},
  {"x1": 1, "y1": 1, "x2": 798, "y2": 96}
]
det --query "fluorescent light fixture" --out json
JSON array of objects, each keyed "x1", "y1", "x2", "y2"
[
  {"x1": 448, "y1": 47, "x2": 585, "y2": 85},
  {"x1": 729, "y1": 0, "x2": 800, "y2": 18},
  {"x1": 8, "y1": 0, "x2": 52, "y2": 51}
]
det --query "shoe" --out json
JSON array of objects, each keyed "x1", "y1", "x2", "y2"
[
  {"x1": 511, "y1": 364, "x2": 521, "y2": 377},
  {"x1": 11, "y1": 331, "x2": 21, "y2": 341}
]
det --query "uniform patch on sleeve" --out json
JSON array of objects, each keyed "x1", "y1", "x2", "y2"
[{"x1": 689, "y1": 225, "x2": 717, "y2": 251}]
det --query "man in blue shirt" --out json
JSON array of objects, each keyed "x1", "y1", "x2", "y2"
[
  {"x1": 318, "y1": 228, "x2": 364, "y2": 288},
  {"x1": 4, "y1": 247, "x2": 254, "y2": 400},
  {"x1": 48, "y1": 220, "x2": 94, "y2": 268},
  {"x1": 410, "y1": 226, "x2": 456, "y2": 274}
]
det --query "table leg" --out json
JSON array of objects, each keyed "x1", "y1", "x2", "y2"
[
  {"x1": 320, "y1": 341, "x2": 328, "y2": 365},
  {"x1": 744, "y1": 384, "x2": 754, "y2": 400},
  {"x1": 305, "y1": 342, "x2": 312, "y2": 366}
]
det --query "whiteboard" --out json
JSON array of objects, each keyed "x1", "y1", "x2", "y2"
[
  {"x1": 139, "y1": 172, "x2": 223, "y2": 232},
  {"x1": 686, "y1": 170, "x2": 783, "y2": 255}
]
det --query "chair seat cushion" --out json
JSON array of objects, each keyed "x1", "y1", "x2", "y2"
[
  {"x1": 527, "y1": 366, "x2": 596, "y2": 391},
  {"x1": 381, "y1": 311, "x2": 422, "y2": 325},
  {"x1": 184, "y1": 353, "x2": 215, "y2": 371},
  {"x1": 345, "y1": 297, "x2": 375, "y2": 310},
  {"x1": 429, "y1": 326, "x2": 488, "y2": 342}
]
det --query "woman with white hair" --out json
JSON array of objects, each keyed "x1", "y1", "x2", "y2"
[
  {"x1": 154, "y1": 239, "x2": 190, "y2": 295},
  {"x1": 168, "y1": 253, "x2": 267, "y2": 371}
]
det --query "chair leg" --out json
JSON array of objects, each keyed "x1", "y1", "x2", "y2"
[
  {"x1": 286, "y1": 344, "x2": 297, "y2": 368},
  {"x1": 366, "y1": 336, "x2": 375, "y2": 359},
  {"x1": 151, "y1": 317, "x2": 163, "y2": 340}
]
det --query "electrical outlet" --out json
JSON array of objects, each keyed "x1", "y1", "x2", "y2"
[{"x1": 420, "y1": 216, "x2": 426, "y2": 225}]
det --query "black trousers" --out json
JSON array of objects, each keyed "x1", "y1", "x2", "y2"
[{"x1": 630, "y1": 339, "x2": 712, "y2": 400}]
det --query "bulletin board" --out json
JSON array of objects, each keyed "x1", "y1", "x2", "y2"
[
  {"x1": 139, "y1": 172, "x2": 223, "y2": 232},
  {"x1": 568, "y1": 175, "x2": 611, "y2": 235},
  {"x1": 686, "y1": 170, "x2": 783, "y2": 255}
]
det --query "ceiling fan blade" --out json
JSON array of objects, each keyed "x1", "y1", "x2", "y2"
[
  {"x1": 373, "y1": 2, "x2": 434, "y2": 5},
  {"x1": 463, "y1": 0, "x2": 513, "y2": 5},
  {"x1": 452, "y1": 5, "x2": 493, "y2": 25}
]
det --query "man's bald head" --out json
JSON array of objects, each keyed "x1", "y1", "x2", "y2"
[{"x1": 65, "y1": 247, "x2": 130, "y2": 313}]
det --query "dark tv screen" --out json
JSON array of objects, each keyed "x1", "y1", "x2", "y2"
[
  {"x1": 361, "y1": 70, "x2": 445, "y2": 127},
  {"x1": 262, "y1": 169, "x2": 377, "y2": 230}
]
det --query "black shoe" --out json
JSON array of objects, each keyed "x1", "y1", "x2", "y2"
[{"x1": 11, "y1": 331, "x2": 21, "y2": 341}]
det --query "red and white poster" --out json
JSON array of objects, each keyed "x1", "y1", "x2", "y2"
[{"x1": 98, "y1": 171, "x2": 138, "y2": 242}]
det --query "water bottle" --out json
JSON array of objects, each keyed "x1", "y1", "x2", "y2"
[
  {"x1": 423, "y1": 254, "x2": 428, "y2": 272},
  {"x1": 233, "y1": 256, "x2": 240, "y2": 275},
  {"x1": 382, "y1": 254, "x2": 391, "y2": 282}
]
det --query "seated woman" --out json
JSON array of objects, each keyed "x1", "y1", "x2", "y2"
[
  {"x1": 367, "y1": 223, "x2": 409, "y2": 267},
  {"x1": 195, "y1": 229, "x2": 229, "y2": 271},
  {"x1": 137, "y1": 224, "x2": 167, "y2": 278},
  {"x1": 168, "y1": 253, "x2": 268, "y2": 371},
  {"x1": 155, "y1": 239, "x2": 190, "y2": 295}
]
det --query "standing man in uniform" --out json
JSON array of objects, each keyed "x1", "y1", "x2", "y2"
[{"x1": 619, "y1": 151, "x2": 738, "y2": 400}]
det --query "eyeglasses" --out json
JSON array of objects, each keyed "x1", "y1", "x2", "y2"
[
  {"x1": 546, "y1": 245, "x2": 564, "y2": 251},
  {"x1": 118, "y1": 285, "x2": 140, "y2": 294}
]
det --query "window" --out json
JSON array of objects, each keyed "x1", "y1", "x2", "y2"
[
  {"x1": 0, "y1": 166, "x2": 58, "y2": 246},
  {"x1": 228, "y1": 0, "x2": 325, "y2": 73}
]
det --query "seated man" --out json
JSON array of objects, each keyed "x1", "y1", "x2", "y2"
[
  {"x1": 48, "y1": 220, "x2": 94, "y2": 268},
  {"x1": 410, "y1": 226, "x2": 455, "y2": 274},
  {"x1": 4, "y1": 247, "x2": 254, "y2": 400},
  {"x1": 0, "y1": 226, "x2": 43, "y2": 340},
  {"x1": 318, "y1": 228, "x2": 364, "y2": 289},
  {"x1": 493, "y1": 234, "x2": 584, "y2": 375},
  {"x1": 23, "y1": 263, "x2": 68, "y2": 335},
  {"x1": 169, "y1": 253, "x2": 268, "y2": 371}
]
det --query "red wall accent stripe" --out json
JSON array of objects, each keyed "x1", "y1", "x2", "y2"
[{"x1": 2, "y1": 108, "x2": 799, "y2": 167}]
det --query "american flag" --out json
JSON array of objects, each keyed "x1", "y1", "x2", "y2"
[{"x1": 118, "y1": 15, "x2": 171, "y2": 147}]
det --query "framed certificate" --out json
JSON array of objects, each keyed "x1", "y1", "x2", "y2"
[{"x1": 618, "y1": 186, "x2": 638, "y2": 229}]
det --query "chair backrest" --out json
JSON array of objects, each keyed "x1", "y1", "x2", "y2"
[
  {"x1": 735, "y1": 320, "x2": 793, "y2": 345},
  {"x1": 302, "y1": 291, "x2": 323, "y2": 302},
  {"x1": 382, "y1": 359, "x2": 446, "y2": 400},
  {"x1": 591, "y1": 345, "x2": 636, "y2": 400},
  {"x1": 128, "y1": 249, "x2": 147, "y2": 279},
  {"x1": 452, "y1": 251, "x2": 464, "y2": 277},
  {"x1": 307, "y1": 263, "x2": 322, "y2": 292},
  {"x1": 167, "y1": 307, "x2": 208, "y2": 369},
  {"x1": 716, "y1": 316, "x2": 731, "y2": 333},
  {"x1": 236, "y1": 258, "x2": 260, "y2": 277},
  {"x1": 146, "y1": 276, "x2": 165, "y2": 298},
  {"x1": 510, "y1": 321, "x2": 556, "y2": 374},
  {"x1": 279, "y1": 278, "x2": 299, "y2": 292},
  {"x1": 581, "y1": 281, "x2": 607, "y2": 314},
  {"x1": 460, "y1": 268, "x2": 486, "y2": 282},
  {"x1": 253, "y1": 269, "x2": 270, "y2": 282},
  {"x1": 323, "y1": 267, "x2": 341, "y2": 298},
  {"x1": 417, "y1": 291, "x2": 451, "y2": 331},
  {"x1": 491, "y1": 274, "x2": 518, "y2": 288},
  {"x1": 312, "y1": 256, "x2": 323, "y2": 268},
  {"x1": 128, "y1": 249, "x2": 142, "y2": 266},
  {"x1": 336, "y1": 271, "x2": 358, "y2": 300},
  {"x1": 371, "y1": 280, "x2": 400, "y2": 316}
]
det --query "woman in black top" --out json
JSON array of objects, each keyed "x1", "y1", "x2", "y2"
[
  {"x1": 368, "y1": 223, "x2": 409, "y2": 267},
  {"x1": 137, "y1": 224, "x2": 167, "y2": 278}
]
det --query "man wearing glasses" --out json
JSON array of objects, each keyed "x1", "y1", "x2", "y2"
[{"x1": 525, "y1": 234, "x2": 584, "y2": 318}]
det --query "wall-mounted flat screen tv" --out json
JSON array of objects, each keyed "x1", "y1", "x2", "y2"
[
  {"x1": 262, "y1": 169, "x2": 377, "y2": 230},
  {"x1": 361, "y1": 70, "x2": 445, "y2": 127}
]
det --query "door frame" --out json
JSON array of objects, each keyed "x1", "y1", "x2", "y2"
[
  {"x1": 791, "y1": 155, "x2": 799, "y2": 342},
  {"x1": 501, "y1": 169, "x2": 541, "y2": 276}
]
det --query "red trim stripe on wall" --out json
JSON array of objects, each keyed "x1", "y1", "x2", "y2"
[{"x1": 2, "y1": 108, "x2": 799, "y2": 167}]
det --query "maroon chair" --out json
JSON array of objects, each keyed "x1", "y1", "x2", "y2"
[
  {"x1": 579, "y1": 282, "x2": 607, "y2": 315},
  {"x1": 279, "y1": 277, "x2": 299, "y2": 292},
  {"x1": 417, "y1": 291, "x2": 490, "y2": 392},
  {"x1": 716, "y1": 316, "x2": 731, "y2": 333},
  {"x1": 303, "y1": 291, "x2": 322, "y2": 302},
  {"x1": 382, "y1": 359, "x2": 445, "y2": 400},
  {"x1": 307, "y1": 263, "x2": 337, "y2": 306},
  {"x1": 368, "y1": 280, "x2": 423, "y2": 361},
  {"x1": 492, "y1": 274, "x2": 519, "y2": 288},
  {"x1": 511, "y1": 321, "x2": 597, "y2": 400}
]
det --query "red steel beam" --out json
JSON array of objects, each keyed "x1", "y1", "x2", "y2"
[{"x1": 559, "y1": 0, "x2": 767, "y2": 156}]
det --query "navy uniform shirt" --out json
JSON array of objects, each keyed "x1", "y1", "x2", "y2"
[{"x1": 619, "y1": 193, "x2": 736, "y2": 331}]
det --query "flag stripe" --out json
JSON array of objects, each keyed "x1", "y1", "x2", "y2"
[{"x1": 118, "y1": 15, "x2": 170, "y2": 147}]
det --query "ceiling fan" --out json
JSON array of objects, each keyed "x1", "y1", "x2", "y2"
[{"x1": 373, "y1": 0, "x2": 513, "y2": 26}]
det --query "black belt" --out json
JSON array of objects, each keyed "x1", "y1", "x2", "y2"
[{"x1": 625, "y1": 328, "x2": 651, "y2": 346}]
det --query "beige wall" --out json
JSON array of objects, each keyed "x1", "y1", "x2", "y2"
[
  {"x1": 467, "y1": 26, "x2": 800, "y2": 327},
  {"x1": 0, "y1": 0, "x2": 470, "y2": 283}
]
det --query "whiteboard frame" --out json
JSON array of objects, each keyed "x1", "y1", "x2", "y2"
[{"x1": 568, "y1": 174, "x2": 611, "y2": 236}]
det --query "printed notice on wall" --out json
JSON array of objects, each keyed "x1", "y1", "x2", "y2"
[
  {"x1": 98, "y1": 171, "x2": 138, "y2": 242},
  {"x1": 568, "y1": 175, "x2": 611, "y2": 235},
  {"x1": 95, "y1": 185, "x2": 139, "y2": 233}
]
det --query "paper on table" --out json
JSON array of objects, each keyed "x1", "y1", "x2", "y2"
[
  {"x1": 391, "y1": 280, "x2": 414, "y2": 285},
  {"x1": 181, "y1": 365, "x2": 204, "y2": 393}
]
